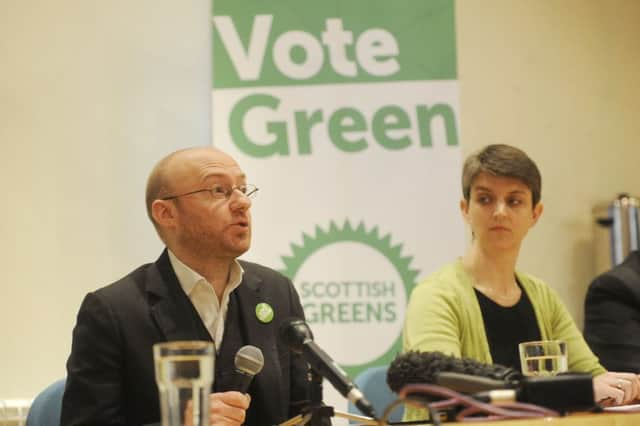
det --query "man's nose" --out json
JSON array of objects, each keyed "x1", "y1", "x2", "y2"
[{"x1": 229, "y1": 190, "x2": 252, "y2": 210}]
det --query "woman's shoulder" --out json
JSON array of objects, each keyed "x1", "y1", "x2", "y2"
[
  {"x1": 517, "y1": 270, "x2": 561, "y2": 301},
  {"x1": 412, "y1": 260, "x2": 472, "y2": 295},
  {"x1": 516, "y1": 269, "x2": 547, "y2": 286}
]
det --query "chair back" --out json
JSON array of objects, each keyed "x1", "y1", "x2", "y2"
[
  {"x1": 347, "y1": 365, "x2": 403, "y2": 423},
  {"x1": 25, "y1": 379, "x2": 65, "y2": 426}
]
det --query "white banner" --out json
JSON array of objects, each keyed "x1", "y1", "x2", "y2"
[{"x1": 212, "y1": 0, "x2": 464, "y2": 418}]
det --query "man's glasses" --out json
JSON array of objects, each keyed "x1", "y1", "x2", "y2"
[{"x1": 160, "y1": 184, "x2": 259, "y2": 201}]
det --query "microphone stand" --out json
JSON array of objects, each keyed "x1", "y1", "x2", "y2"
[
  {"x1": 278, "y1": 411, "x2": 378, "y2": 426},
  {"x1": 276, "y1": 369, "x2": 426, "y2": 426},
  {"x1": 306, "y1": 369, "x2": 335, "y2": 426},
  {"x1": 278, "y1": 369, "x2": 380, "y2": 426}
]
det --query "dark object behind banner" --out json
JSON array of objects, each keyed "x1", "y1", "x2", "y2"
[{"x1": 594, "y1": 193, "x2": 640, "y2": 270}]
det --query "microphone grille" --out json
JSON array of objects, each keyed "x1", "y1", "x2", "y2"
[{"x1": 234, "y1": 345, "x2": 265, "y2": 375}]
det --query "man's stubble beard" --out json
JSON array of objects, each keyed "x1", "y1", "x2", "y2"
[{"x1": 179, "y1": 224, "x2": 251, "y2": 260}]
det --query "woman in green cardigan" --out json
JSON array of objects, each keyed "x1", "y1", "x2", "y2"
[{"x1": 403, "y1": 144, "x2": 639, "y2": 420}]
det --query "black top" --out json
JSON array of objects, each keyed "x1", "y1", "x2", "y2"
[{"x1": 474, "y1": 281, "x2": 541, "y2": 371}]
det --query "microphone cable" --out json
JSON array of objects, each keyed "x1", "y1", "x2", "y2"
[{"x1": 391, "y1": 383, "x2": 559, "y2": 424}]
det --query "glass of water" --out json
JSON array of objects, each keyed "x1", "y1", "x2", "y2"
[
  {"x1": 519, "y1": 340, "x2": 568, "y2": 377},
  {"x1": 153, "y1": 341, "x2": 215, "y2": 426}
]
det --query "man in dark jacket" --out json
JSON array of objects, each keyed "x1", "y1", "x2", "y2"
[
  {"x1": 584, "y1": 250, "x2": 640, "y2": 373},
  {"x1": 62, "y1": 147, "x2": 313, "y2": 425}
]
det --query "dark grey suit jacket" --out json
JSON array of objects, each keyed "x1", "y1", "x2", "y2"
[
  {"x1": 61, "y1": 250, "x2": 311, "y2": 425},
  {"x1": 584, "y1": 250, "x2": 640, "y2": 373}
]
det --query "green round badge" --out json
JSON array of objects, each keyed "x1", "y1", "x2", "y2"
[{"x1": 255, "y1": 302, "x2": 274, "y2": 323}]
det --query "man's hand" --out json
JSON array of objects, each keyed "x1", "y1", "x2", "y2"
[
  {"x1": 594, "y1": 372, "x2": 640, "y2": 406},
  {"x1": 185, "y1": 391, "x2": 251, "y2": 425},
  {"x1": 208, "y1": 391, "x2": 251, "y2": 425}
]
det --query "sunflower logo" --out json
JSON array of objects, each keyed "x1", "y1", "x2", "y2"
[{"x1": 279, "y1": 220, "x2": 419, "y2": 377}]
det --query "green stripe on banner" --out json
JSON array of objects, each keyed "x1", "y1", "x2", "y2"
[{"x1": 212, "y1": 0, "x2": 456, "y2": 88}]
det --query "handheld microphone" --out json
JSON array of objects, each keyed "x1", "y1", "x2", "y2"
[
  {"x1": 230, "y1": 345, "x2": 264, "y2": 393},
  {"x1": 387, "y1": 351, "x2": 595, "y2": 412},
  {"x1": 279, "y1": 318, "x2": 376, "y2": 419}
]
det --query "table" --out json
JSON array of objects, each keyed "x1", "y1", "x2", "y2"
[
  {"x1": 336, "y1": 409, "x2": 640, "y2": 426},
  {"x1": 447, "y1": 410, "x2": 640, "y2": 426}
]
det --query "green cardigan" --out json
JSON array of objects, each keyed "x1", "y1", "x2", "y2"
[{"x1": 402, "y1": 259, "x2": 605, "y2": 421}]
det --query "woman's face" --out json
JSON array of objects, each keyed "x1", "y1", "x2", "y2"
[{"x1": 460, "y1": 172, "x2": 543, "y2": 251}]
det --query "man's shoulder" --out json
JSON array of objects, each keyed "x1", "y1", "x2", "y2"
[
  {"x1": 604, "y1": 253, "x2": 640, "y2": 283},
  {"x1": 588, "y1": 254, "x2": 640, "y2": 301},
  {"x1": 92, "y1": 262, "x2": 156, "y2": 300},
  {"x1": 237, "y1": 260, "x2": 299, "y2": 302},
  {"x1": 239, "y1": 259, "x2": 290, "y2": 282}
]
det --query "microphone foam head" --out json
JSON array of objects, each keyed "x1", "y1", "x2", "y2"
[
  {"x1": 387, "y1": 351, "x2": 522, "y2": 393},
  {"x1": 234, "y1": 345, "x2": 264, "y2": 375},
  {"x1": 279, "y1": 318, "x2": 313, "y2": 353}
]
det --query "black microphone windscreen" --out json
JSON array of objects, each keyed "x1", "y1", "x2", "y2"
[
  {"x1": 436, "y1": 372, "x2": 511, "y2": 394},
  {"x1": 279, "y1": 318, "x2": 313, "y2": 353},
  {"x1": 279, "y1": 318, "x2": 377, "y2": 418},
  {"x1": 387, "y1": 351, "x2": 522, "y2": 393},
  {"x1": 387, "y1": 351, "x2": 595, "y2": 412}
]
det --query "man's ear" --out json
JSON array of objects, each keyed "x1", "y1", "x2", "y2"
[
  {"x1": 531, "y1": 201, "x2": 544, "y2": 226},
  {"x1": 152, "y1": 199, "x2": 177, "y2": 229}
]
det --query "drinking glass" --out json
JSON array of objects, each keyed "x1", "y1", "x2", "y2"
[
  {"x1": 519, "y1": 340, "x2": 568, "y2": 377},
  {"x1": 153, "y1": 341, "x2": 215, "y2": 426}
]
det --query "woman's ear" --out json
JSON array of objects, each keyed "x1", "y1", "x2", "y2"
[
  {"x1": 531, "y1": 201, "x2": 544, "y2": 226},
  {"x1": 460, "y1": 198, "x2": 470, "y2": 223}
]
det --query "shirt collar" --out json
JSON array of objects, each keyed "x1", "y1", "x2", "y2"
[{"x1": 168, "y1": 249, "x2": 244, "y2": 296}]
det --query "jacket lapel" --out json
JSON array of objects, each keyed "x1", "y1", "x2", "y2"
[
  {"x1": 235, "y1": 270, "x2": 270, "y2": 350},
  {"x1": 235, "y1": 267, "x2": 285, "y2": 419},
  {"x1": 147, "y1": 250, "x2": 208, "y2": 342}
]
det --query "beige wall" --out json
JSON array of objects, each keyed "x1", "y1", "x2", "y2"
[
  {"x1": 456, "y1": 0, "x2": 640, "y2": 326},
  {"x1": 1, "y1": 0, "x2": 639, "y2": 399},
  {"x1": 0, "y1": 0, "x2": 211, "y2": 398}
]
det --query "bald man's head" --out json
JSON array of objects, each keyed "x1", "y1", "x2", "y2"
[
  {"x1": 146, "y1": 150, "x2": 177, "y2": 228},
  {"x1": 145, "y1": 147, "x2": 240, "y2": 238}
]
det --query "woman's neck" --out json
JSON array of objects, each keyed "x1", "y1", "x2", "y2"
[{"x1": 462, "y1": 242, "x2": 521, "y2": 297}]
